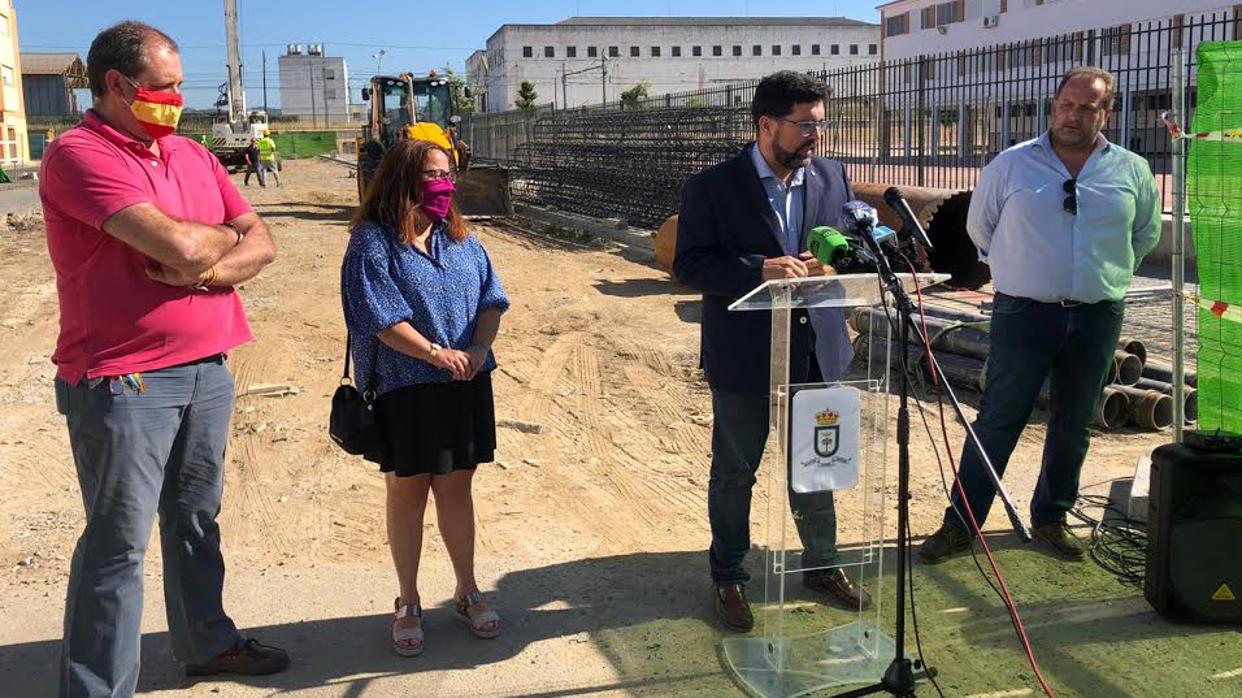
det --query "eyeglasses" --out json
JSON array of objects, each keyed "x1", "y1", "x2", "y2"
[
  {"x1": 421, "y1": 169, "x2": 456, "y2": 182},
  {"x1": 1063, "y1": 178, "x2": 1077, "y2": 215},
  {"x1": 1054, "y1": 100, "x2": 1105, "y2": 118},
  {"x1": 776, "y1": 118, "x2": 831, "y2": 137}
]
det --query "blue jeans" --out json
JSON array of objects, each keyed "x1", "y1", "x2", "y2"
[
  {"x1": 944, "y1": 294, "x2": 1124, "y2": 532},
  {"x1": 56, "y1": 357, "x2": 243, "y2": 697},
  {"x1": 708, "y1": 389, "x2": 838, "y2": 585}
]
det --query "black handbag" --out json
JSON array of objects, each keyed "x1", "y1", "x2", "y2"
[{"x1": 329, "y1": 334, "x2": 384, "y2": 457}]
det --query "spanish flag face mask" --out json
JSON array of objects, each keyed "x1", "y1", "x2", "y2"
[{"x1": 125, "y1": 77, "x2": 183, "y2": 139}]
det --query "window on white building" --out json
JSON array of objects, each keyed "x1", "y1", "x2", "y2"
[
  {"x1": 325, "y1": 89, "x2": 337, "y2": 100},
  {"x1": 869, "y1": 44, "x2": 878, "y2": 55},
  {"x1": 693, "y1": 46, "x2": 702, "y2": 57},
  {"x1": 752, "y1": 45, "x2": 761, "y2": 56},
  {"x1": 1007, "y1": 45, "x2": 1031, "y2": 68},
  {"x1": 544, "y1": 46, "x2": 555, "y2": 58},
  {"x1": 1044, "y1": 38, "x2": 1068, "y2": 64},
  {"x1": 1, "y1": 65, "x2": 13, "y2": 88},
  {"x1": 792, "y1": 44, "x2": 801, "y2": 55},
  {"x1": 935, "y1": 1, "x2": 965, "y2": 26},
  {"x1": 713, "y1": 45, "x2": 722, "y2": 56},
  {"x1": 732, "y1": 45, "x2": 742, "y2": 56},
  {"x1": 630, "y1": 46, "x2": 640, "y2": 57},
  {"x1": 830, "y1": 44, "x2": 840, "y2": 55},
  {"x1": 849, "y1": 44, "x2": 858, "y2": 55},
  {"x1": 651, "y1": 46, "x2": 661, "y2": 57},
  {"x1": 588, "y1": 46, "x2": 598, "y2": 57},
  {"x1": 1101, "y1": 25, "x2": 1131, "y2": 56},
  {"x1": 672, "y1": 46, "x2": 681, "y2": 57},
  {"x1": 885, "y1": 12, "x2": 910, "y2": 37},
  {"x1": 771, "y1": 45, "x2": 781, "y2": 56},
  {"x1": 811, "y1": 44, "x2": 821, "y2": 55},
  {"x1": 523, "y1": 46, "x2": 533, "y2": 58},
  {"x1": 609, "y1": 46, "x2": 619, "y2": 57},
  {"x1": 567, "y1": 46, "x2": 577, "y2": 58}
]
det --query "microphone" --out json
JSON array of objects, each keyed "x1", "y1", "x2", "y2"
[
  {"x1": 883, "y1": 187, "x2": 935, "y2": 251},
  {"x1": 808, "y1": 225, "x2": 898, "y2": 268},
  {"x1": 807, "y1": 226, "x2": 851, "y2": 266},
  {"x1": 841, "y1": 200, "x2": 879, "y2": 234}
]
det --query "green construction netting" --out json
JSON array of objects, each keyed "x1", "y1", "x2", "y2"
[
  {"x1": 269, "y1": 131, "x2": 340, "y2": 159},
  {"x1": 1189, "y1": 41, "x2": 1242, "y2": 435}
]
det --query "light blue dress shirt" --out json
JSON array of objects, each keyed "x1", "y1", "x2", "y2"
[
  {"x1": 748, "y1": 142, "x2": 853, "y2": 381},
  {"x1": 749, "y1": 143, "x2": 804, "y2": 254},
  {"x1": 966, "y1": 132, "x2": 1161, "y2": 303}
]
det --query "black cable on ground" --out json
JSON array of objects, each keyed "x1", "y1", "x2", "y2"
[
  {"x1": 1070, "y1": 493, "x2": 1147, "y2": 587},
  {"x1": 905, "y1": 500, "x2": 947, "y2": 698}
]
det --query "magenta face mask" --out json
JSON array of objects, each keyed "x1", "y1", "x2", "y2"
[{"x1": 420, "y1": 178, "x2": 455, "y2": 221}]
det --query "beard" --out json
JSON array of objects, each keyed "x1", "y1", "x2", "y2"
[
  {"x1": 773, "y1": 139, "x2": 814, "y2": 170},
  {"x1": 1051, "y1": 122, "x2": 1096, "y2": 150}
]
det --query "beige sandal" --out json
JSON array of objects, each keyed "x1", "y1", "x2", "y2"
[
  {"x1": 392, "y1": 597, "x2": 424, "y2": 657},
  {"x1": 454, "y1": 590, "x2": 501, "y2": 639}
]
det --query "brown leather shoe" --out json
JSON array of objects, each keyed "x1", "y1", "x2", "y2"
[
  {"x1": 714, "y1": 583, "x2": 754, "y2": 632},
  {"x1": 918, "y1": 522, "x2": 974, "y2": 564},
  {"x1": 1031, "y1": 522, "x2": 1086, "y2": 561},
  {"x1": 185, "y1": 638, "x2": 290, "y2": 677},
  {"x1": 805, "y1": 569, "x2": 872, "y2": 611}
]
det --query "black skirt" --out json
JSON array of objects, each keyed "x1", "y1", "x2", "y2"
[{"x1": 371, "y1": 371, "x2": 496, "y2": 476}]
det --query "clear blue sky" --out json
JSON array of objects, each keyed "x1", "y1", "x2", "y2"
[{"x1": 14, "y1": 0, "x2": 879, "y2": 110}]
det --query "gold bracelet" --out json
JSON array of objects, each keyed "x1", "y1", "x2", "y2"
[{"x1": 203, "y1": 265, "x2": 219, "y2": 287}]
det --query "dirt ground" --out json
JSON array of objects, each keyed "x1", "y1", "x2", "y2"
[{"x1": 0, "y1": 159, "x2": 1193, "y2": 696}]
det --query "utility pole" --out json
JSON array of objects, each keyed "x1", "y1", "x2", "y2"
[
  {"x1": 322, "y1": 65, "x2": 330, "y2": 126},
  {"x1": 601, "y1": 55, "x2": 607, "y2": 105},
  {"x1": 262, "y1": 50, "x2": 268, "y2": 114},
  {"x1": 561, "y1": 62, "x2": 567, "y2": 109},
  {"x1": 561, "y1": 58, "x2": 608, "y2": 107},
  {"x1": 309, "y1": 63, "x2": 317, "y2": 127},
  {"x1": 223, "y1": 0, "x2": 245, "y2": 123}
]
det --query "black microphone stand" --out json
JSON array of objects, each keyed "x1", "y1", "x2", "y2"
[{"x1": 830, "y1": 219, "x2": 1030, "y2": 698}]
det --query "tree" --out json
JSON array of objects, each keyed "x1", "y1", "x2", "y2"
[
  {"x1": 620, "y1": 81, "x2": 650, "y2": 110},
  {"x1": 514, "y1": 81, "x2": 539, "y2": 112},
  {"x1": 441, "y1": 64, "x2": 474, "y2": 116}
]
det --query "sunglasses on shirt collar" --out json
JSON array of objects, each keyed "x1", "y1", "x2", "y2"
[{"x1": 1063, "y1": 178, "x2": 1078, "y2": 216}]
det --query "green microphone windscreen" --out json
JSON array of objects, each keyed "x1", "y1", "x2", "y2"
[{"x1": 808, "y1": 226, "x2": 849, "y2": 266}]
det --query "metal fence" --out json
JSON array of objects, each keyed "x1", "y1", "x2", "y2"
[{"x1": 462, "y1": 12, "x2": 1235, "y2": 228}]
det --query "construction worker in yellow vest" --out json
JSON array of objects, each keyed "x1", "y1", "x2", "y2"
[{"x1": 256, "y1": 129, "x2": 281, "y2": 187}]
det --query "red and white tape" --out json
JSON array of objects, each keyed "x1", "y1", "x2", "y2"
[
  {"x1": 1162, "y1": 110, "x2": 1242, "y2": 142},
  {"x1": 1187, "y1": 294, "x2": 1242, "y2": 323}
]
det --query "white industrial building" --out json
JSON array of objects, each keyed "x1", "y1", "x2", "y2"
[
  {"x1": 277, "y1": 44, "x2": 351, "y2": 125},
  {"x1": 465, "y1": 49, "x2": 488, "y2": 112},
  {"x1": 469, "y1": 16, "x2": 882, "y2": 112},
  {"x1": 878, "y1": 0, "x2": 1236, "y2": 60}
]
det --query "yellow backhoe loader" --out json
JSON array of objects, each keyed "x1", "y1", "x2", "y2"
[{"x1": 357, "y1": 71, "x2": 511, "y2": 218}]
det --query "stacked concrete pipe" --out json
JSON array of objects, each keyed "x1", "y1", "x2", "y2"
[{"x1": 850, "y1": 305, "x2": 1188, "y2": 431}]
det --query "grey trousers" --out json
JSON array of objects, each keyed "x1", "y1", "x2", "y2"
[{"x1": 56, "y1": 357, "x2": 242, "y2": 698}]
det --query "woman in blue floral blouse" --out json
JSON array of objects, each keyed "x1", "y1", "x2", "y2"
[{"x1": 341, "y1": 139, "x2": 509, "y2": 657}]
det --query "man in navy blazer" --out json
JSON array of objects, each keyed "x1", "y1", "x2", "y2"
[{"x1": 674, "y1": 71, "x2": 871, "y2": 632}]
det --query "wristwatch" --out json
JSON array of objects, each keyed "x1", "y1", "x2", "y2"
[{"x1": 428, "y1": 342, "x2": 443, "y2": 358}]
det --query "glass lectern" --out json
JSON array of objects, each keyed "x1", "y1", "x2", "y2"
[{"x1": 721, "y1": 272, "x2": 948, "y2": 698}]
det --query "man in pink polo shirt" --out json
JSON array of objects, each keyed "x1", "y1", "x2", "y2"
[{"x1": 40, "y1": 21, "x2": 287, "y2": 695}]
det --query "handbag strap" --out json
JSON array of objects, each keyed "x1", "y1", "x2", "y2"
[
  {"x1": 342, "y1": 334, "x2": 353, "y2": 381},
  {"x1": 342, "y1": 334, "x2": 381, "y2": 396}
]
